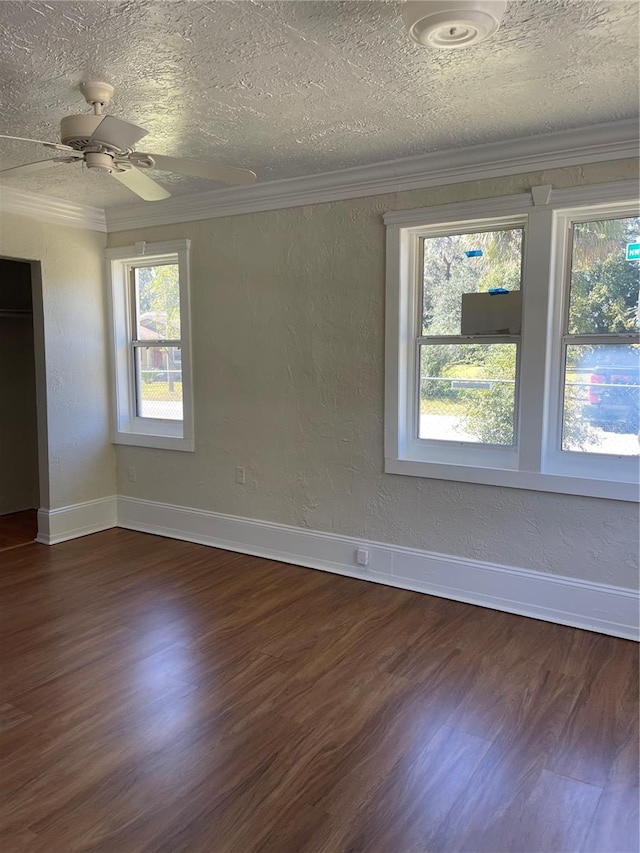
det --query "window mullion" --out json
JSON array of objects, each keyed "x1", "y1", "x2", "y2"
[{"x1": 518, "y1": 207, "x2": 555, "y2": 472}]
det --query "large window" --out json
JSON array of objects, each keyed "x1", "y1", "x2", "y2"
[
  {"x1": 385, "y1": 182, "x2": 639, "y2": 500},
  {"x1": 561, "y1": 217, "x2": 639, "y2": 455},
  {"x1": 418, "y1": 225, "x2": 523, "y2": 447},
  {"x1": 106, "y1": 240, "x2": 194, "y2": 451}
]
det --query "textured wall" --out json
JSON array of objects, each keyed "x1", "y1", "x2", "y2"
[
  {"x1": 108, "y1": 159, "x2": 639, "y2": 588},
  {"x1": 0, "y1": 213, "x2": 115, "y2": 509}
]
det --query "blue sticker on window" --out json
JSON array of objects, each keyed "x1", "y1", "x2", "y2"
[{"x1": 465, "y1": 250, "x2": 483, "y2": 257}]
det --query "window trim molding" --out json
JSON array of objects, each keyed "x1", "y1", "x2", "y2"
[
  {"x1": 105, "y1": 239, "x2": 194, "y2": 452},
  {"x1": 385, "y1": 181, "x2": 639, "y2": 502}
]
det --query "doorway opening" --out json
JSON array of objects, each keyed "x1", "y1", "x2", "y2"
[{"x1": 0, "y1": 257, "x2": 47, "y2": 550}]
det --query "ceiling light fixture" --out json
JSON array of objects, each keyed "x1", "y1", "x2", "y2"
[{"x1": 402, "y1": 0, "x2": 507, "y2": 49}]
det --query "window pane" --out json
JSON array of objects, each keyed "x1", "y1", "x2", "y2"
[
  {"x1": 135, "y1": 347, "x2": 183, "y2": 420},
  {"x1": 422, "y1": 228, "x2": 523, "y2": 336},
  {"x1": 419, "y1": 344, "x2": 517, "y2": 445},
  {"x1": 134, "y1": 264, "x2": 181, "y2": 340},
  {"x1": 568, "y1": 217, "x2": 640, "y2": 335},
  {"x1": 562, "y1": 344, "x2": 639, "y2": 455}
]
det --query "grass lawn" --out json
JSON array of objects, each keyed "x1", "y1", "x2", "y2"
[{"x1": 140, "y1": 381, "x2": 183, "y2": 402}]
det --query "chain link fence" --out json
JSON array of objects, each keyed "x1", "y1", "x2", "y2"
[
  {"x1": 419, "y1": 374, "x2": 639, "y2": 454},
  {"x1": 419, "y1": 376, "x2": 516, "y2": 443},
  {"x1": 563, "y1": 373, "x2": 639, "y2": 454}
]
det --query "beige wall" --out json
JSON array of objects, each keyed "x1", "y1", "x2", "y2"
[
  {"x1": 108, "y1": 159, "x2": 638, "y2": 588},
  {"x1": 0, "y1": 212, "x2": 115, "y2": 509}
]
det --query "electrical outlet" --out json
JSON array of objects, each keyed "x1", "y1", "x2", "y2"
[
  {"x1": 127, "y1": 466, "x2": 136, "y2": 483},
  {"x1": 355, "y1": 548, "x2": 369, "y2": 567},
  {"x1": 235, "y1": 465, "x2": 246, "y2": 485}
]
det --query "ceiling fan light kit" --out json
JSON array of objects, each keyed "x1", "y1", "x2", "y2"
[
  {"x1": 402, "y1": 0, "x2": 507, "y2": 49},
  {"x1": 0, "y1": 81, "x2": 257, "y2": 201},
  {"x1": 83, "y1": 151, "x2": 118, "y2": 173}
]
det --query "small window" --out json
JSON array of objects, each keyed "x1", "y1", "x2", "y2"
[
  {"x1": 131, "y1": 263, "x2": 183, "y2": 420},
  {"x1": 106, "y1": 240, "x2": 193, "y2": 451}
]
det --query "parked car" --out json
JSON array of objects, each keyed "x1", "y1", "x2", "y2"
[{"x1": 581, "y1": 347, "x2": 639, "y2": 433}]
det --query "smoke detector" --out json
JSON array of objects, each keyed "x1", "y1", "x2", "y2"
[{"x1": 403, "y1": 1, "x2": 507, "y2": 49}]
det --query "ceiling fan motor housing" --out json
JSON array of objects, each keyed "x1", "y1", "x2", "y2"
[
  {"x1": 403, "y1": 0, "x2": 507, "y2": 48},
  {"x1": 60, "y1": 114, "x2": 109, "y2": 150}
]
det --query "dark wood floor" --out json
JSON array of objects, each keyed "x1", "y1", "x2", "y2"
[
  {"x1": 0, "y1": 529, "x2": 637, "y2": 853},
  {"x1": 0, "y1": 509, "x2": 37, "y2": 551}
]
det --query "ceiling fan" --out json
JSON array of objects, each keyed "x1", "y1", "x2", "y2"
[{"x1": 0, "y1": 82, "x2": 257, "y2": 201}]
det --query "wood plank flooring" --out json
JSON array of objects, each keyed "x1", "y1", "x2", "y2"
[
  {"x1": 0, "y1": 528, "x2": 637, "y2": 852},
  {"x1": 0, "y1": 509, "x2": 37, "y2": 551}
]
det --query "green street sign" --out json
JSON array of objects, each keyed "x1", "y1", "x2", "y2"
[{"x1": 626, "y1": 242, "x2": 640, "y2": 261}]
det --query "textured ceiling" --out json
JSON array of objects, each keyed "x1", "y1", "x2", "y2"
[{"x1": 0, "y1": 0, "x2": 638, "y2": 208}]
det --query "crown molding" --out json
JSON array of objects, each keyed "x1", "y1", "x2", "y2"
[
  {"x1": 0, "y1": 120, "x2": 637, "y2": 234},
  {"x1": 105, "y1": 118, "x2": 639, "y2": 232},
  {"x1": 0, "y1": 185, "x2": 107, "y2": 232},
  {"x1": 383, "y1": 179, "x2": 640, "y2": 227}
]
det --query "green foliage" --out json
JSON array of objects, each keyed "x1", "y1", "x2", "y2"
[
  {"x1": 136, "y1": 264, "x2": 181, "y2": 339},
  {"x1": 568, "y1": 253, "x2": 639, "y2": 334},
  {"x1": 460, "y1": 346, "x2": 515, "y2": 445},
  {"x1": 421, "y1": 227, "x2": 523, "y2": 337},
  {"x1": 135, "y1": 264, "x2": 181, "y2": 391},
  {"x1": 420, "y1": 216, "x2": 639, "y2": 446}
]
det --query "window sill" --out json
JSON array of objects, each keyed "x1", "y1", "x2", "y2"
[
  {"x1": 113, "y1": 429, "x2": 194, "y2": 452},
  {"x1": 385, "y1": 457, "x2": 638, "y2": 502}
]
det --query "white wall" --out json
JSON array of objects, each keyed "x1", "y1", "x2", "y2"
[
  {"x1": 0, "y1": 212, "x2": 115, "y2": 509},
  {"x1": 107, "y1": 159, "x2": 639, "y2": 589}
]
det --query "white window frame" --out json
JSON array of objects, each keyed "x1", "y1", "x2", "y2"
[
  {"x1": 385, "y1": 181, "x2": 639, "y2": 501},
  {"x1": 106, "y1": 239, "x2": 194, "y2": 451}
]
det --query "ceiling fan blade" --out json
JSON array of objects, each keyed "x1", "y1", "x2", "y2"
[
  {"x1": 0, "y1": 133, "x2": 74, "y2": 152},
  {"x1": 142, "y1": 153, "x2": 257, "y2": 186},
  {"x1": 0, "y1": 157, "x2": 80, "y2": 178},
  {"x1": 90, "y1": 116, "x2": 148, "y2": 151},
  {"x1": 110, "y1": 165, "x2": 170, "y2": 202}
]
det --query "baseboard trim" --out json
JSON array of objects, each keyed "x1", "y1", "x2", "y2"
[
  {"x1": 117, "y1": 496, "x2": 639, "y2": 641},
  {"x1": 37, "y1": 496, "x2": 118, "y2": 545}
]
